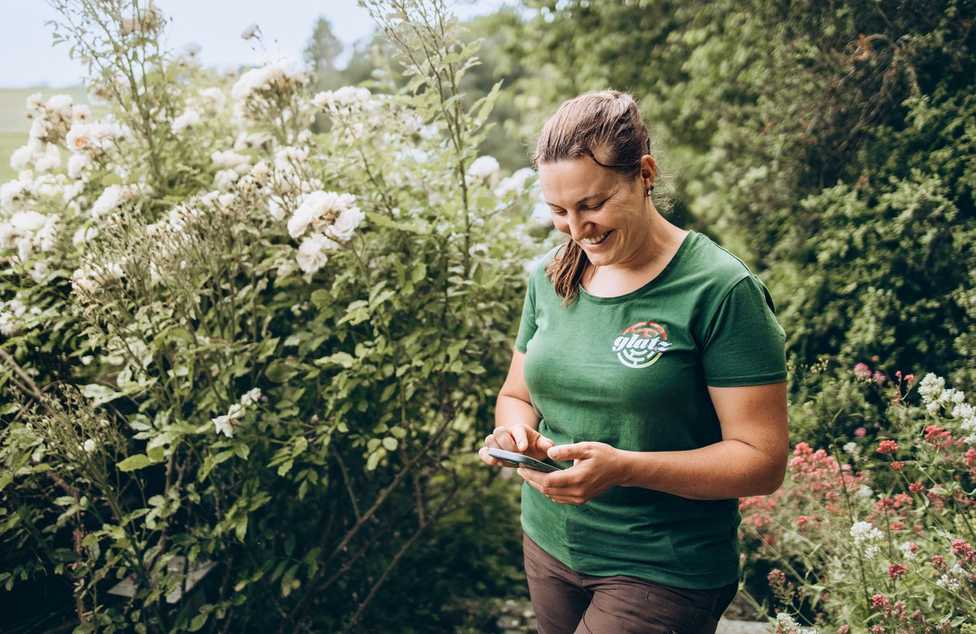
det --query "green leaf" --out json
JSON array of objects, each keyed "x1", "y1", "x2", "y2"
[
  {"x1": 235, "y1": 515, "x2": 248, "y2": 542},
  {"x1": 314, "y1": 351, "x2": 355, "y2": 368},
  {"x1": 411, "y1": 262, "x2": 427, "y2": 284},
  {"x1": 117, "y1": 454, "x2": 152, "y2": 472},
  {"x1": 310, "y1": 289, "x2": 331, "y2": 309},
  {"x1": 266, "y1": 360, "x2": 299, "y2": 383},
  {"x1": 80, "y1": 383, "x2": 125, "y2": 406},
  {"x1": 187, "y1": 613, "x2": 208, "y2": 632},
  {"x1": 382, "y1": 437, "x2": 398, "y2": 451}
]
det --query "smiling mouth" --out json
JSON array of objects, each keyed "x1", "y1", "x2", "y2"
[{"x1": 579, "y1": 230, "x2": 613, "y2": 246}]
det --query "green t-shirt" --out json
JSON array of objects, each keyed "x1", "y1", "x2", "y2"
[{"x1": 514, "y1": 229, "x2": 787, "y2": 589}]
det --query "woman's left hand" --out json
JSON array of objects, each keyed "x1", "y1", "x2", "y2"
[{"x1": 517, "y1": 442, "x2": 625, "y2": 505}]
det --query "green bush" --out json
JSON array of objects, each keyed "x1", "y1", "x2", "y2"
[{"x1": 0, "y1": 1, "x2": 542, "y2": 631}]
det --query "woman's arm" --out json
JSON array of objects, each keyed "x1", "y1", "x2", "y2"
[
  {"x1": 617, "y1": 382, "x2": 789, "y2": 500},
  {"x1": 518, "y1": 382, "x2": 788, "y2": 504}
]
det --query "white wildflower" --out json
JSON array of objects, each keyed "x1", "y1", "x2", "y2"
[
  {"x1": 268, "y1": 198, "x2": 286, "y2": 220},
  {"x1": 240, "y1": 387, "x2": 262, "y2": 407},
  {"x1": 918, "y1": 373, "x2": 945, "y2": 403},
  {"x1": 274, "y1": 146, "x2": 309, "y2": 169},
  {"x1": 495, "y1": 167, "x2": 536, "y2": 197},
  {"x1": 10, "y1": 145, "x2": 32, "y2": 171},
  {"x1": 89, "y1": 184, "x2": 133, "y2": 219},
  {"x1": 953, "y1": 403, "x2": 974, "y2": 420},
  {"x1": 843, "y1": 441, "x2": 861, "y2": 459},
  {"x1": 326, "y1": 205, "x2": 365, "y2": 243},
  {"x1": 199, "y1": 87, "x2": 226, "y2": 110},
  {"x1": 72, "y1": 225, "x2": 99, "y2": 246},
  {"x1": 67, "y1": 153, "x2": 92, "y2": 179},
  {"x1": 936, "y1": 573, "x2": 961, "y2": 591},
  {"x1": 212, "y1": 414, "x2": 235, "y2": 438},
  {"x1": 856, "y1": 484, "x2": 873, "y2": 499},
  {"x1": 850, "y1": 521, "x2": 883, "y2": 545},
  {"x1": 312, "y1": 86, "x2": 373, "y2": 111},
  {"x1": 467, "y1": 155, "x2": 500, "y2": 180},
  {"x1": 231, "y1": 61, "x2": 303, "y2": 102},
  {"x1": 296, "y1": 233, "x2": 338, "y2": 274},
  {"x1": 71, "y1": 104, "x2": 91, "y2": 123},
  {"x1": 171, "y1": 109, "x2": 201, "y2": 133},
  {"x1": 66, "y1": 120, "x2": 128, "y2": 155},
  {"x1": 0, "y1": 298, "x2": 29, "y2": 336},
  {"x1": 10, "y1": 210, "x2": 47, "y2": 234},
  {"x1": 83, "y1": 439, "x2": 97, "y2": 453},
  {"x1": 0, "y1": 180, "x2": 28, "y2": 209},
  {"x1": 898, "y1": 542, "x2": 917, "y2": 561},
  {"x1": 530, "y1": 201, "x2": 553, "y2": 226},
  {"x1": 287, "y1": 190, "x2": 358, "y2": 239},
  {"x1": 211, "y1": 149, "x2": 251, "y2": 172},
  {"x1": 213, "y1": 169, "x2": 240, "y2": 191},
  {"x1": 33, "y1": 144, "x2": 61, "y2": 173}
]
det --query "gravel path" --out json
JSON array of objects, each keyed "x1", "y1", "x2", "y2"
[{"x1": 717, "y1": 618, "x2": 772, "y2": 633}]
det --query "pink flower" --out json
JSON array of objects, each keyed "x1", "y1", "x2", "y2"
[
  {"x1": 871, "y1": 593, "x2": 889, "y2": 609},
  {"x1": 888, "y1": 563, "x2": 908, "y2": 579},
  {"x1": 873, "y1": 370, "x2": 887, "y2": 384},
  {"x1": 905, "y1": 374, "x2": 915, "y2": 384},
  {"x1": 908, "y1": 481, "x2": 924, "y2": 493},
  {"x1": 854, "y1": 362, "x2": 872, "y2": 379},
  {"x1": 876, "y1": 439, "x2": 899, "y2": 454},
  {"x1": 854, "y1": 427, "x2": 867, "y2": 438},
  {"x1": 890, "y1": 460, "x2": 904, "y2": 471}
]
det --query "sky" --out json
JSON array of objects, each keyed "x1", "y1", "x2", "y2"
[{"x1": 1, "y1": 0, "x2": 511, "y2": 89}]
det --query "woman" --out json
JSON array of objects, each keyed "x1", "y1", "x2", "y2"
[{"x1": 478, "y1": 90, "x2": 789, "y2": 634}]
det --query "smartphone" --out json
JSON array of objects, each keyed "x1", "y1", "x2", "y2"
[{"x1": 488, "y1": 447, "x2": 565, "y2": 473}]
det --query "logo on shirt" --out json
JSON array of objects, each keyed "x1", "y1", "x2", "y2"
[{"x1": 612, "y1": 321, "x2": 672, "y2": 369}]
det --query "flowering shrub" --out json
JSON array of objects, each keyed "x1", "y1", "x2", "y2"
[
  {"x1": 0, "y1": 0, "x2": 542, "y2": 631},
  {"x1": 740, "y1": 368, "x2": 976, "y2": 632}
]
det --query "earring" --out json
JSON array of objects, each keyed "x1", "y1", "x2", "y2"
[{"x1": 645, "y1": 184, "x2": 654, "y2": 197}]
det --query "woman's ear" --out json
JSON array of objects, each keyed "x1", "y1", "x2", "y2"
[{"x1": 640, "y1": 154, "x2": 657, "y2": 184}]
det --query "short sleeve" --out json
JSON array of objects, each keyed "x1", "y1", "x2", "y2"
[
  {"x1": 514, "y1": 274, "x2": 537, "y2": 353},
  {"x1": 701, "y1": 274, "x2": 787, "y2": 387}
]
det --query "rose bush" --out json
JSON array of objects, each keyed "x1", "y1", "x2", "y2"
[{"x1": 0, "y1": 0, "x2": 542, "y2": 631}]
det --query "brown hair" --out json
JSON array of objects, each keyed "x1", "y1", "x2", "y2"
[{"x1": 531, "y1": 90, "x2": 663, "y2": 306}]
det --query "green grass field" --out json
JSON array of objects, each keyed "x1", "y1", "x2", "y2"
[{"x1": 0, "y1": 85, "x2": 90, "y2": 182}]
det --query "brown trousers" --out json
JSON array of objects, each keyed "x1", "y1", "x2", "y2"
[{"x1": 522, "y1": 532, "x2": 738, "y2": 634}]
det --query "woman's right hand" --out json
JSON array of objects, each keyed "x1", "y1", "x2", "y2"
[{"x1": 479, "y1": 424, "x2": 555, "y2": 467}]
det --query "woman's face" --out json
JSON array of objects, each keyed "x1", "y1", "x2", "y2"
[{"x1": 538, "y1": 154, "x2": 653, "y2": 268}]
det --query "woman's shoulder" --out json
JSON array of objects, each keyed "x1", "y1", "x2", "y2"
[{"x1": 686, "y1": 231, "x2": 759, "y2": 290}]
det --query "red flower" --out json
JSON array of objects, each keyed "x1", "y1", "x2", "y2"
[
  {"x1": 871, "y1": 593, "x2": 889, "y2": 609},
  {"x1": 908, "y1": 481, "x2": 924, "y2": 493},
  {"x1": 924, "y1": 425, "x2": 953, "y2": 449},
  {"x1": 876, "y1": 439, "x2": 899, "y2": 454},
  {"x1": 888, "y1": 563, "x2": 908, "y2": 579},
  {"x1": 951, "y1": 539, "x2": 975, "y2": 563},
  {"x1": 890, "y1": 460, "x2": 904, "y2": 471}
]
